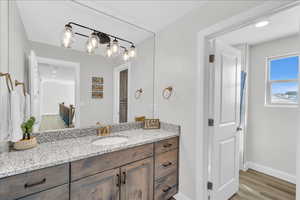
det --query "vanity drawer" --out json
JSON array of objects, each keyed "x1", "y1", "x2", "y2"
[
  {"x1": 0, "y1": 164, "x2": 69, "y2": 200},
  {"x1": 155, "y1": 137, "x2": 178, "y2": 154},
  {"x1": 71, "y1": 143, "x2": 154, "y2": 181},
  {"x1": 155, "y1": 171, "x2": 178, "y2": 200},
  {"x1": 155, "y1": 149, "x2": 178, "y2": 179},
  {"x1": 18, "y1": 184, "x2": 69, "y2": 200}
]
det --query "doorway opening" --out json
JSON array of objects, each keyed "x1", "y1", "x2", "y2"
[
  {"x1": 113, "y1": 63, "x2": 131, "y2": 123},
  {"x1": 203, "y1": 3, "x2": 299, "y2": 200},
  {"x1": 29, "y1": 51, "x2": 80, "y2": 131}
]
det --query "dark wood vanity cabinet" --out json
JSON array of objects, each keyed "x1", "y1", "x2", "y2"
[
  {"x1": 71, "y1": 168, "x2": 120, "y2": 200},
  {"x1": 71, "y1": 157, "x2": 153, "y2": 200},
  {"x1": 120, "y1": 157, "x2": 153, "y2": 200},
  {"x1": 0, "y1": 137, "x2": 179, "y2": 200}
]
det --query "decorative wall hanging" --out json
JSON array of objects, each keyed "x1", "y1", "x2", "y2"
[
  {"x1": 91, "y1": 77, "x2": 104, "y2": 99},
  {"x1": 135, "y1": 88, "x2": 143, "y2": 99},
  {"x1": 162, "y1": 86, "x2": 173, "y2": 99},
  {"x1": 61, "y1": 22, "x2": 136, "y2": 61}
]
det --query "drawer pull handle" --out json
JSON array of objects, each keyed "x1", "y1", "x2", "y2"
[
  {"x1": 116, "y1": 174, "x2": 121, "y2": 187},
  {"x1": 162, "y1": 162, "x2": 173, "y2": 167},
  {"x1": 163, "y1": 143, "x2": 172, "y2": 148},
  {"x1": 122, "y1": 172, "x2": 126, "y2": 185},
  {"x1": 162, "y1": 186, "x2": 172, "y2": 193},
  {"x1": 24, "y1": 178, "x2": 46, "y2": 188}
]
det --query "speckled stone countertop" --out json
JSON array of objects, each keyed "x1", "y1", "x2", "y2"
[{"x1": 0, "y1": 129, "x2": 179, "y2": 179}]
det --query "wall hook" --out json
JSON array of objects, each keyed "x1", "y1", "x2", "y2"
[
  {"x1": 162, "y1": 86, "x2": 173, "y2": 99},
  {"x1": 135, "y1": 88, "x2": 143, "y2": 99}
]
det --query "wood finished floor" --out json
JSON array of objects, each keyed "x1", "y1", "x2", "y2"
[{"x1": 230, "y1": 169, "x2": 296, "y2": 200}]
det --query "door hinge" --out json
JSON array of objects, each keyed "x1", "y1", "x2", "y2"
[
  {"x1": 208, "y1": 118, "x2": 214, "y2": 126},
  {"x1": 209, "y1": 54, "x2": 215, "y2": 63},
  {"x1": 207, "y1": 181, "x2": 213, "y2": 190}
]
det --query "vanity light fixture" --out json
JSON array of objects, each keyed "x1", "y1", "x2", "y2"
[
  {"x1": 111, "y1": 38, "x2": 120, "y2": 54},
  {"x1": 86, "y1": 40, "x2": 95, "y2": 54},
  {"x1": 89, "y1": 32, "x2": 100, "y2": 49},
  {"x1": 61, "y1": 22, "x2": 136, "y2": 61},
  {"x1": 123, "y1": 49, "x2": 130, "y2": 61},
  {"x1": 61, "y1": 24, "x2": 74, "y2": 48},
  {"x1": 255, "y1": 20, "x2": 269, "y2": 28},
  {"x1": 106, "y1": 44, "x2": 113, "y2": 57},
  {"x1": 129, "y1": 44, "x2": 136, "y2": 58}
]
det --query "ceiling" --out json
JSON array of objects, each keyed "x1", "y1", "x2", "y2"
[
  {"x1": 16, "y1": 0, "x2": 206, "y2": 53},
  {"x1": 219, "y1": 5, "x2": 300, "y2": 45},
  {"x1": 74, "y1": 0, "x2": 207, "y2": 32},
  {"x1": 39, "y1": 63, "x2": 75, "y2": 83}
]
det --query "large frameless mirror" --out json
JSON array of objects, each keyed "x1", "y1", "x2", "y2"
[{"x1": 7, "y1": 0, "x2": 155, "y2": 133}]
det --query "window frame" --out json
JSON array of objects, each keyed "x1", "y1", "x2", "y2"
[{"x1": 265, "y1": 53, "x2": 299, "y2": 107}]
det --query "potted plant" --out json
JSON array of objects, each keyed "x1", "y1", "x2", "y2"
[
  {"x1": 14, "y1": 117, "x2": 38, "y2": 150},
  {"x1": 21, "y1": 117, "x2": 35, "y2": 140}
]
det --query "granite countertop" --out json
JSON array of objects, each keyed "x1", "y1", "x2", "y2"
[{"x1": 0, "y1": 129, "x2": 179, "y2": 179}]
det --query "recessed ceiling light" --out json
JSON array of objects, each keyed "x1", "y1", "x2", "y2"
[{"x1": 255, "y1": 20, "x2": 269, "y2": 28}]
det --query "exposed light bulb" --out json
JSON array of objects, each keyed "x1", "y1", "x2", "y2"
[
  {"x1": 86, "y1": 40, "x2": 95, "y2": 55},
  {"x1": 89, "y1": 32, "x2": 99, "y2": 48},
  {"x1": 111, "y1": 38, "x2": 119, "y2": 54},
  {"x1": 255, "y1": 20, "x2": 269, "y2": 28},
  {"x1": 123, "y1": 49, "x2": 129, "y2": 61},
  {"x1": 61, "y1": 24, "x2": 74, "y2": 48},
  {"x1": 106, "y1": 44, "x2": 113, "y2": 58},
  {"x1": 129, "y1": 44, "x2": 136, "y2": 58}
]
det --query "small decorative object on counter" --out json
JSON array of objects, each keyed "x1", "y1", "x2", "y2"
[
  {"x1": 135, "y1": 116, "x2": 146, "y2": 122},
  {"x1": 14, "y1": 117, "x2": 37, "y2": 150},
  {"x1": 143, "y1": 119, "x2": 160, "y2": 129}
]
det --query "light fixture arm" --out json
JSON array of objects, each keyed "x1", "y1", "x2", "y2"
[{"x1": 68, "y1": 22, "x2": 135, "y2": 46}]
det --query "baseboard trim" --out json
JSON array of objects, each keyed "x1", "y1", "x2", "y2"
[
  {"x1": 174, "y1": 192, "x2": 192, "y2": 200},
  {"x1": 246, "y1": 162, "x2": 296, "y2": 184}
]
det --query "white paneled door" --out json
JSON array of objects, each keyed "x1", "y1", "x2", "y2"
[{"x1": 210, "y1": 40, "x2": 241, "y2": 200}]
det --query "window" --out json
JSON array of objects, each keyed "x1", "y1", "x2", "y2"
[{"x1": 266, "y1": 55, "x2": 299, "y2": 106}]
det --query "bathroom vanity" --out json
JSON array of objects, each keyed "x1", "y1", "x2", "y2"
[{"x1": 0, "y1": 129, "x2": 179, "y2": 200}]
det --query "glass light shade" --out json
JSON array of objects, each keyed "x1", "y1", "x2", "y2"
[
  {"x1": 123, "y1": 49, "x2": 129, "y2": 61},
  {"x1": 111, "y1": 39, "x2": 119, "y2": 54},
  {"x1": 61, "y1": 25, "x2": 74, "y2": 48},
  {"x1": 129, "y1": 45, "x2": 136, "y2": 58},
  {"x1": 89, "y1": 32, "x2": 99, "y2": 48},
  {"x1": 86, "y1": 40, "x2": 95, "y2": 54},
  {"x1": 106, "y1": 44, "x2": 113, "y2": 57}
]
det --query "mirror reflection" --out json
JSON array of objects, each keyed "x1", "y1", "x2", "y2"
[{"x1": 8, "y1": 0, "x2": 155, "y2": 132}]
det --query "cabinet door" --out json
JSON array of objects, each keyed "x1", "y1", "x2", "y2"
[
  {"x1": 71, "y1": 168, "x2": 120, "y2": 200},
  {"x1": 121, "y1": 157, "x2": 153, "y2": 200}
]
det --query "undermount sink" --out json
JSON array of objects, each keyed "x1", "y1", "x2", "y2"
[{"x1": 92, "y1": 136, "x2": 129, "y2": 146}]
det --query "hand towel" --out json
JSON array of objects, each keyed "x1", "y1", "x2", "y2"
[
  {"x1": 0, "y1": 88, "x2": 10, "y2": 142},
  {"x1": 25, "y1": 93, "x2": 31, "y2": 121},
  {"x1": 9, "y1": 90, "x2": 23, "y2": 142}
]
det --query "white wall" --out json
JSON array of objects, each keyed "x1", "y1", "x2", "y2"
[
  {"x1": 8, "y1": 0, "x2": 30, "y2": 90},
  {"x1": 41, "y1": 80, "x2": 75, "y2": 115},
  {"x1": 0, "y1": 0, "x2": 9, "y2": 150},
  {"x1": 155, "y1": 2, "x2": 263, "y2": 199},
  {"x1": 247, "y1": 35, "x2": 299, "y2": 177},
  {"x1": 130, "y1": 37, "x2": 155, "y2": 120},
  {"x1": 30, "y1": 41, "x2": 115, "y2": 127}
]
